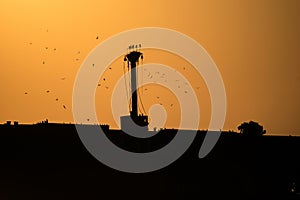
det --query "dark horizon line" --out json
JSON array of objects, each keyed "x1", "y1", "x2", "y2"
[{"x1": 1, "y1": 120, "x2": 299, "y2": 137}]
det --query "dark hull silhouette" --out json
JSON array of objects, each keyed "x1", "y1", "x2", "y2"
[{"x1": 0, "y1": 124, "x2": 299, "y2": 200}]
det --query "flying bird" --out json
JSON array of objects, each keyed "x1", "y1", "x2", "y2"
[
  {"x1": 55, "y1": 98, "x2": 58, "y2": 101},
  {"x1": 42, "y1": 61, "x2": 45, "y2": 64},
  {"x1": 98, "y1": 84, "x2": 101, "y2": 86},
  {"x1": 24, "y1": 92, "x2": 28, "y2": 95},
  {"x1": 61, "y1": 77, "x2": 66, "y2": 80},
  {"x1": 92, "y1": 64, "x2": 95, "y2": 67},
  {"x1": 45, "y1": 47, "x2": 48, "y2": 50},
  {"x1": 103, "y1": 78, "x2": 106, "y2": 81},
  {"x1": 96, "y1": 36, "x2": 99, "y2": 40},
  {"x1": 46, "y1": 90, "x2": 50, "y2": 93},
  {"x1": 63, "y1": 105, "x2": 66, "y2": 109}
]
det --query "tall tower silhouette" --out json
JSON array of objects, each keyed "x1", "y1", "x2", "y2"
[
  {"x1": 126, "y1": 51, "x2": 141, "y2": 118},
  {"x1": 120, "y1": 47, "x2": 149, "y2": 132}
]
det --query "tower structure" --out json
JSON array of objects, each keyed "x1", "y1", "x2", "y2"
[{"x1": 120, "y1": 47, "x2": 149, "y2": 132}]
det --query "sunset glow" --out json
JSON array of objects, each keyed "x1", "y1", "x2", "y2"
[{"x1": 1, "y1": 0, "x2": 299, "y2": 135}]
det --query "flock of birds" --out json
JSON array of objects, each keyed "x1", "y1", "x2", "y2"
[
  {"x1": 144, "y1": 68, "x2": 195, "y2": 98},
  {"x1": 98, "y1": 67, "x2": 114, "y2": 89},
  {"x1": 24, "y1": 78, "x2": 68, "y2": 110},
  {"x1": 24, "y1": 30, "x2": 201, "y2": 123},
  {"x1": 126, "y1": 67, "x2": 200, "y2": 110},
  {"x1": 25, "y1": 29, "x2": 100, "y2": 112},
  {"x1": 93, "y1": 62, "x2": 197, "y2": 121}
]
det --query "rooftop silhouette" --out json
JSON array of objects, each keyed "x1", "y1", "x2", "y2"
[{"x1": 0, "y1": 122, "x2": 299, "y2": 200}]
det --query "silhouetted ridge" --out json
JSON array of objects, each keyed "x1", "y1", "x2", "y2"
[{"x1": 0, "y1": 124, "x2": 299, "y2": 200}]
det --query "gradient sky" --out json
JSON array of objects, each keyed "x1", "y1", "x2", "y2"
[{"x1": 0, "y1": 0, "x2": 299, "y2": 135}]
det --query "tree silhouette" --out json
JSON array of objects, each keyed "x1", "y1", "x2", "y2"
[{"x1": 238, "y1": 121, "x2": 266, "y2": 137}]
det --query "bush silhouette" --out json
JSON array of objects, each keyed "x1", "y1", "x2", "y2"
[{"x1": 238, "y1": 121, "x2": 266, "y2": 137}]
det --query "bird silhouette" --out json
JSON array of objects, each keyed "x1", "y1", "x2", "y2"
[
  {"x1": 45, "y1": 47, "x2": 48, "y2": 50},
  {"x1": 61, "y1": 77, "x2": 66, "y2": 80},
  {"x1": 63, "y1": 105, "x2": 66, "y2": 109},
  {"x1": 96, "y1": 36, "x2": 99, "y2": 40},
  {"x1": 24, "y1": 92, "x2": 28, "y2": 95},
  {"x1": 92, "y1": 64, "x2": 95, "y2": 67},
  {"x1": 103, "y1": 78, "x2": 106, "y2": 81},
  {"x1": 46, "y1": 90, "x2": 50, "y2": 93},
  {"x1": 55, "y1": 98, "x2": 58, "y2": 101},
  {"x1": 98, "y1": 84, "x2": 101, "y2": 86},
  {"x1": 42, "y1": 61, "x2": 45, "y2": 64},
  {"x1": 53, "y1": 48, "x2": 56, "y2": 51}
]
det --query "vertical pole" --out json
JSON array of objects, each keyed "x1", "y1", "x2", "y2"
[{"x1": 130, "y1": 61, "x2": 138, "y2": 118}]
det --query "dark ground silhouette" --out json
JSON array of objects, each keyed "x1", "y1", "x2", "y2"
[{"x1": 0, "y1": 123, "x2": 299, "y2": 200}]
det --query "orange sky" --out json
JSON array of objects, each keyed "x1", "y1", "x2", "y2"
[{"x1": 0, "y1": 0, "x2": 299, "y2": 135}]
